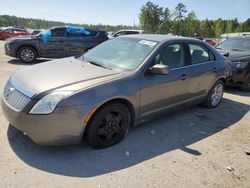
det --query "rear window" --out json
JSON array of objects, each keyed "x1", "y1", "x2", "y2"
[{"x1": 66, "y1": 29, "x2": 98, "y2": 37}]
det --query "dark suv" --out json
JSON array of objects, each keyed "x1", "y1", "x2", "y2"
[
  {"x1": 217, "y1": 36, "x2": 250, "y2": 91},
  {"x1": 4, "y1": 26, "x2": 108, "y2": 63}
]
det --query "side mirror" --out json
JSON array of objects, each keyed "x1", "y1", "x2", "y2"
[{"x1": 150, "y1": 64, "x2": 169, "y2": 75}]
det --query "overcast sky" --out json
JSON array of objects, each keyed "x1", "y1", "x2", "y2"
[{"x1": 0, "y1": 0, "x2": 249, "y2": 25}]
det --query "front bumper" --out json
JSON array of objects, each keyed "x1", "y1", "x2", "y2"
[
  {"x1": 4, "y1": 43, "x2": 16, "y2": 57},
  {"x1": 227, "y1": 68, "x2": 249, "y2": 86},
  {"x1": 1, "y1": 95, "x2": 88, "y2": 146}
]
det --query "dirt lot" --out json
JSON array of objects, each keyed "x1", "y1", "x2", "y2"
[{"x1": 0, "y1": 40, "x2": 249, "y2": 188}]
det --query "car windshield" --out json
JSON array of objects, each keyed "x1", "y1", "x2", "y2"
[
  {"x1": 80, "y1": 37, "x2": 158, "y2": 71},
  {"x1": 217, "y1": 38, "x2": 250, "y2": 51}
]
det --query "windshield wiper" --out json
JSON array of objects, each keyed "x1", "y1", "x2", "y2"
[{"x1": 87, "y1": 60, "x2": 112, "y2": 70}]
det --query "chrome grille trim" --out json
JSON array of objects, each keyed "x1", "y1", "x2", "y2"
[
  {"x1": 3, "y1": 81, "x2": 31, "y2": 111},
  {"x1": 11, "y1": 76, "x2": 35, "y2": 98}
]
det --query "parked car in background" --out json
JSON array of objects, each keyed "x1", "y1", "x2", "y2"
[
  {"x1": 106, "y1": 31, "x2": 114, "y2": 38},
  {"x1": 204, "y1": 38, "x2": 216, "y2": 46},
  {"x1": 1, "y1": 35, "x2": 230, "y2": 148},
  {"x1": 30, "y1": 29, "x2": 43, "y2": 35},
  {"x1": 217, "y1": 36, "x2": 250, "y2": 91},
  {"x1": 4, "y1": 26, "x2": 109, "y2": 63},
  {"x1": 218, "y1": 32, "x2": 250, "y2": 44},
  {"x1": 0, "y1": 27, "x2": 7, "y2": 31},
  {"x1": 0, "y1": 27, "x2": 30, "y2": 40},
  {"x1": 110, "y1": 29, "x2": 145, "y2": 38}
]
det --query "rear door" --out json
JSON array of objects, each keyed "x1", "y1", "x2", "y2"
[
  {"x1": 64, "y1": 29, "x2": 99, "y2": 57},
  {"x1": 39, "y1": 28, "x2": 66, "y2": 58},
  {"x1": 186, "y1": 42, "x2": 217, "y2": 97}
]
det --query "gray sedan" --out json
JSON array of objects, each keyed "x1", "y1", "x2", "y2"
[{"x1": 1, "y1": 35, "x2": 231, "y2": 149}]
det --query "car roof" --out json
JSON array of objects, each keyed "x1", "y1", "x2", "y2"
[{"x1": 119, "y1": 34, "x2": 196, "y2": 43}]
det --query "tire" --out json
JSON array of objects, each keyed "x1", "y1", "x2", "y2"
[
  {"x1": 202, "y1": 80, "x2": 224, "y2": 108},
  {"x1": 240, "y1": 75, "x2": 250, "y2": 91},
  {"x1": 17, "y1": 46, "x2": 37, "y2": 63},
  {"x1": 85, "y1": 102, "x2": 131, "y2": 149}
]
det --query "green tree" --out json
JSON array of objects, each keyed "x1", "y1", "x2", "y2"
[
  {"x1": 174, "y1": 3, "x2": 187, "y2": 21},
  {"x1": 139, "y1": 1, "x2": 163, "y2": 33},
  {"x1": 214, "y1": 18, "x2": 226, "y2": 37},
  {"x1": 157, "y1": 8, "x2": 171, "y2": 34},
  {"x1": 183, "y1": 11, "x2": 197, "y2": 36}
]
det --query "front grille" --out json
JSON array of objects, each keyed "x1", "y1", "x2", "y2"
[{"x1": 3, "y1": 82, "x2": 31, "y2": 111}]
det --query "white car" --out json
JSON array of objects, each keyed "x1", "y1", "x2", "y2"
[{"x1": 109, "y1": 30, "x2": 145, "y2": 38}]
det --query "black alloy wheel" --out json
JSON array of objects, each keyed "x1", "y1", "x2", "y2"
[{"x1": 85, "y1": 102, "x2": 131, "y2": 149}]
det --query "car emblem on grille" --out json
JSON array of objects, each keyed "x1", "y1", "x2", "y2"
[{"x1": 5, "y1": 87, "x2": 15, "y2": 100}]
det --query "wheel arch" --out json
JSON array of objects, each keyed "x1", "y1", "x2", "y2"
[
  {"x1": 85, "y1": 98, "x2": 136, "y2": 129},
  {"x1": 208, "y1": 76, "x2": 226, "y2": 92},
  {"x1": 16, "y1": 45, "x2": 39, "y2": 58}
]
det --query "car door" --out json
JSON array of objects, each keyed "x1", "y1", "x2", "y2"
[
  {"x1": 140, "y1": 42, "x2": 192, "y2": 120},
  {"x1": 39, "y1": 28, "x2": 66, "y2": 58},
  {"x1": 186, "y1": 42, "x2": 217, "y2": 97}
]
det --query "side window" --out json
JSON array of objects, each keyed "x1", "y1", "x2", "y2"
[
  {"x1": 13, "y1": 29, "x2": 24, "y2": 32},
  {"x1": 4, "y1": 29, "x2": 12, "y2": 33},
  {"x1": 84, "y1": 29, "x2": 98, "y2": 37},
  {"x1": 66, "y1": 30, "x2": 98, "y2": 37},
  {"x1": 51, "y1": 28, "x2": 65, "y2": 37},
  {"x1": 156, "y1": 43, "x2": 185, "y2": 69},
  {"x1": 66, "y1": 32, "x2": 82, "y2": 37},
  {"x1": 189, "y1": 44, "x2": 210, "y2": 64},
  {"x1": 127, "y1": 31, "x2": 139, "y2": 35},
  {"x1": 114, "y1": 31, "x2": 126, "y2": 37}
]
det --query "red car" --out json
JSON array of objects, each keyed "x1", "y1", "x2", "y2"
[{"x1": 0, "y1": 28, "x2": 30, "y2": 40}]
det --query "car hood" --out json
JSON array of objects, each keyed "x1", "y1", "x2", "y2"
[
  {"x1": 11, "y1": 57, "x2": 120, "y2": 97},
  {"x1": 217, "y1": 49, "x2": 250, "y2": 61}
]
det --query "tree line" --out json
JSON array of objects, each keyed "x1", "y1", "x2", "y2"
[
  {"x1": 0, "y1": 2, "x2": 249, "y2": 38},
  {"x1": 0, "y1": 15, "x2": 140, "y2": 32},
  {"x1": 139, "y1": 1, "x2": 250, "y2": 37}
]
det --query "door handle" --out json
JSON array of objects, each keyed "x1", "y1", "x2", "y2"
[{"x1": 180, "y1": 74, "x2": 187, "y2": 80}]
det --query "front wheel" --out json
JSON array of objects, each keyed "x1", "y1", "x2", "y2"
[
  {"x1": 17, "y1": 46, "x2": 37, "y2": 63},
  {"x1": 203, "y1": 80, "x2": 224, "y2": 108},
  {"x1": 85, "y1": 102, "x2": 131, "y2": 149}
]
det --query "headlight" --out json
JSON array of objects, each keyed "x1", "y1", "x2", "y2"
[
  {"x1": 234, "y1": 60, "x2": 249, "y2": 69},
  {"x1": 29, "y1": 91, "x2": 74, "y2": 114}
]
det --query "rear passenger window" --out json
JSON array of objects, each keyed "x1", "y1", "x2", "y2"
[
  {"x1": 51, "y1": 28, "x2": 65, "y2": 37},
  {"x1": 66, "y1": 30, "x2": 97, "y2": 37},
  {"x1": 67, "y1": 32, "x2": 82, "y2": 37},
  {"x1": 189, "y1": 44, "x2": 210, "y2": 64},
  {"x1": 85, "y1": 29, "x2": 98, "y2": 36},
  {"x1": 127, "y1": 31, "x2": 139, "y2": 34}
]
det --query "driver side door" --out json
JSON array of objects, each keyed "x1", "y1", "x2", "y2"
[{"x1": 140, "y1": 42, "x2": 192, "y2": 120}]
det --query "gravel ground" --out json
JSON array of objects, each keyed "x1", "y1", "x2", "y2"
[{"x1": 0, "y1": 40, "x2": 249, "y2": 188}]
